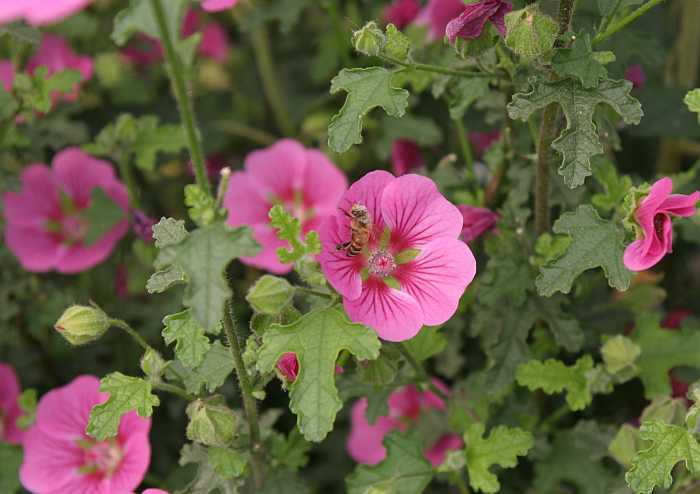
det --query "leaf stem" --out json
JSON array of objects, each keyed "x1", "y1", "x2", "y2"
[
  {"x1": 115, "y1": 151, "x2": 141, "y2": 210},
  {"x1": 222, "y1": 301, "x2": 265, "y2": 489},
  {"x1": 109, "y1": 318, "x2": 150, "y2": 352},
  {"x1": 213, "y1": 119, "x2": 277, "y2": 146},
  {"x1": 537, "y1": 403, "x2": 569, "y2": 433},
  {"x1": 593, "y1": 0, "x2": 667, "y2": 46},
  {"x1": 453, "y1": 118, "x2": 474, "y2": 180},
  {"x1": 295, "y1": 286, "x2": 335, "y2": 299},
  {"x1": 149, "y1": 0, "x2": 211, "y2": 198},
  {"x1": 396, "y1": 343, "x2": 449, "y2": 402},
  {"x1": 379, "y1": 54, "x2": 495, "y2": 79},
  {"x1": 152, "y1": 381, "x2": 194, "y2": 401}
]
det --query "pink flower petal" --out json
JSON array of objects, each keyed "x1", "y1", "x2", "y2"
[
  {"x1": 245, "y1": 139, "x2": 307, "y2": 201},
  {"x1": 445, "y1": 0, "x2": 503, "y2": 42},
  {"x1": 458, "y1": 204, "x2": 499, "y2": 242},
  {"x1": 3, "y1": 164, "x2": 59, "y2": 228},
  {"x1": 55, "y1": 219, "x2": 129, "y2": 274},
  {"x1": 384, "y1": 0, "x2": 421, "y2": 29},
  {"x1": 4, "y1": 225, "x2": 63, "y2": 272},
  {"x1": 201, "y1": 0, "x2": 238, "y2": 12},
  {"x1": 23, "y1": 0, "x2": 93, "y2": 25},
  {"x1": 20, "y1": 426, "x2": 84, "y2": 493},
  {"x1": 318, "y1": 214, "x2": 364, "y2": 300},
  {"x1": 625, "y1": 64, "x2": 646, "y2": 89},
  {"x1": 110, "y1": 419, "x2": 151, "y2": 493},
  {"x1": 225, "y1": 171, "x2": 271, "y2": 226},
  {"x1": 418, "y1": 0, "x2": 466, "y2": 40},
  {"x1": 302, "y1": 149, "x2": 348, "y2": 214},
  {"x1": 346, "y1": 398, "x2": 398, "y2": 465},
  {"x1": 0, "y1": 363, "x2": 24, "y2": 444},
  {"x1": 660, "y1": 192, "x2": 700, "y2": 216},
  {"x1": 239, "y1": 224, "x2": 292, "y2": 274},
  {"x1": 52, "y1": 148, "x2": 120, "y2": 207},
  {"x1": 424, "y1": 434, "x2": 463, "y2": 466},
  {"x1": 421, "y1": 378, "x2": 449, "y2": 411},
  {"x1": 387, "y1": 385, "x2": 422, "y2": 420},
  {"x1": 277, "y1": 352, "x2": 299, "y2": 381},
  {"x1": 338, "y1": 170, "x2": 394, "y2": 236},
  {"x1": 199, "y1": 20, "x2": 230, "y2": 61}
]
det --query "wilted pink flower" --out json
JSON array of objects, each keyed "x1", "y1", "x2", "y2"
[
  {"x1": 132, "y1": 210, "x2": 157, "y2": 243},
  {"x1": 458, "y1": 204, "x2": 499, "y2": 242},
  {"x1": 391, "y1": 139, "x2": 423, "y2": 176},
  {"x1": 27, "y1": 34, "x2": 93, "y2": 103},
  {"x1": 625, "y1": 64, "x2": 646, "y2": 89},
  {"x1": 201, "y1": 0, "x2": 238, "y2": 11},
  {"x1": 2, "y1": 148, "x2": 129, "y2": 273},
  {"x1": 623, "y1": 177, "x2": 699, "y2": 271},
  {"x1": 416, "y1": 0, "x2": 466, "y2": 40},
  {"x1": 0, "y1": 363, "x2": 24, "y2": 445},
  {"x1": 0, "y1": 60, "x2": 13, "y2": 91},
  {"x1": 384, "y1": 0, "x2": 421, "y2": 29},
  {"x1": 0, "y1": 0, "x2": 92, "y2": 26},
  {"x1": 347, "y1": 382, "x2": 462, "y2": 466},
  {"x1": 277, "y1": 352, "x2": 299, "y2": 382},
  {"x1": 225, "y1": 139, "x2": 347, "y2": 274},
  {"x1": 319, "y1": 171, "x2": 476, "y2": 341},
  {"x1": 469, "y1": 130, "x2": 501, "y2": 158},
  {"x1": 446, "y1": 0, "x2": 512, "y2": 43},
  {"x1": 20, "y1": 375, "x2": 151, "y2": 493},
  {"x1": 182, "y1": 9, "x2": 230, "y2": 62}
]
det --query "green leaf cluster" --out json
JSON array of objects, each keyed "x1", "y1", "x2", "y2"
[
  {"x1": 269, "y1": 205, "x2": 321, "y2": 264},
  {"x1": 516, "y1": 356, "x2": 594, "y2": 410}
]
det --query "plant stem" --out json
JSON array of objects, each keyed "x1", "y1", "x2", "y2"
[
  {"x1": 153, "y1": 382, "x2": 194, "y2": 401},
  {"x1": 110, "y1": 318, "x2": 150, "y2": 352},
  {"x1": 598, "y1": 0, "x2": 622, "y2": 34},
  {"x1": 593, "y1": 0, "x2": 667, "y2": 46},
  {"x1": 538, "y1": 403, "x2": 569, "y2": 433},
  {"x1": 453, "y1": 118, "x2": 474, "y2": 180},
  {"x1": 452, "y1": 472, "x2": 471, "y2": 494},
  {"x1": 115, "y1": 152, "x2": 141, "y2": 210},
  {"x1": 379, "y1": 54, "x2": 495, "y2": 79},
  {"x1": 295, "y1": 286, "x2": 335, "y2": 299},
  {"x1": 251, "y1": 27, "x2": 295, "y2": 137},
  {"x1": 222, "y1": 301, "x2": 264, "y2": 489},
  {"x1": 150, "y1": 0, "x2": 211, "y2": 198},
  {"x1": 213, "y1": 119, "x2": 277, "y2": 146},
  {"x1": 396, "y1": 343, "x2": 449, "y2": 401},
  {"x1": 214, "y1": 167, "x2": 231, "y2": 214}
]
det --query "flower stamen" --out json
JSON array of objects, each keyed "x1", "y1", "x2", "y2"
[{"x1": 367, "y1": 250, "x2": 397, "y2": 277}]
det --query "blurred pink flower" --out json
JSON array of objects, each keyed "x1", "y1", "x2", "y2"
[
  {"x1": 187, "y1": 154, "x2": 227, "y2": 179},
  {"x1": 225, "y1": 139, "x2": 347, "y2": 274},
  {"x1": 0, "y1": 363, "x2": 24, "y2": 445},
  {"x1": 2, "y1": 148, "x2": 129, "y2": 273},
  {"x1": 468, "y1": 130, "x2": 500, "y2": 159},
  {"x1": 120, "y1": 35, "x2": 163, "y2": 66},
  {"x1": 391, "y1": 139, "x2": 423, "y2": 176},
  {"x1": 663, "y1": 308, "x2": 693, "y2": 329},
  {"x1": 347, "y1": 382, "x2": 462, "y2": 466},
  {"x1": 182, "y1": 9, "x2": 230, "y2": 62},
  {"x1": 132, "y1": 210, "x2": 157, "y2": 243},
  {"x1": 277, "y1": 352, "x2": 299, "y2": 382},
  {"x1": 319, "y1": 171, "x2": 476, "y2": 341},
  {"x1": 416, "y1": 0, "x2": 466, "y2": 40},
  {"x1": 20, "y1": 376, "x2": 151, "y2": 494},
  {"x1": 142, "y1": 490, "x2": 169, "y2": 494},
  {"x1": 201, "y1": 0, "x2": 238, "y2": 12},
  {"x1": 623, "y1": 177, "x2": 699, "y2": 271},
  {"x1": 446, "y1": 0, "x2": 512, "y2": 43},
  {"x1": 0, "y1": 0, "x2": 92, "y2": 26},
  {"x1": 384, "y1": 0, "x2": 421, "y2": 29},
  {"x1": 458, "y1": 204, "x2": 499, "y2": 242},
  {"x1": 27, "y1": 33, "x2": 93, "y2": 103},
  {"x1": 625, "y1": 64, "x2": 646, "y2": 89},
  {"x1": 0, "y1": 60, "x2": 14, "y2": 91}
]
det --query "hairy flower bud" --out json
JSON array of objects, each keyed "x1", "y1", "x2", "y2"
[
  {"x1": 352, "y1": 21, "x2": 386, "y2": 57},
  {"x1": 186, "y1": 397, "x2": 238, "y2": 447},
  {"x1": 54, "y1": 305, "x2": 110, "y2": 346}
]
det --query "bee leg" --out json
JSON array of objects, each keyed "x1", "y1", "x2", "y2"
[{"x1": 336, "y1": 241, "x2": 350, "y2": 251}]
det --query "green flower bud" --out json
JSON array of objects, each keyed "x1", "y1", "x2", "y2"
[
  {"x1": 186, "y1": 396, "x2": 238, "y2": 447},
  {"x1": 352, "y1": 21, "x2": 386, "y2": 57},
  {"x1": 54, "y1": 305, "x2": 110, "y2": 346},
  {"x1": 140, "y1": 348, "x2": 168, "y2": 380}
]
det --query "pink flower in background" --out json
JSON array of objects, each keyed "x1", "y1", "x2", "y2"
[
  {"x1": 20, "y1": 376, "x2": 151, "y2": 494},
  {"x1": 142, "y1": 490, "x2": 169, "y2": 494},
  {"x1": 187, "y1": 154, "x2": 227, "y2": 179},
  {"x1": 0, "y1": 0, "x2": 92, "y2": 26},
  {"x1": 469, "y1": 130, "x2": 501, "y2": 159},
  {"x1": 416, "y1": 0, "x2": 466, "y2": 40},
  {"x1": 347, "y1": 382, "x2": 462, "y2": 466},
  {"x1": 391, "y1": 139, "x2": 423, "y2": 176},
  {"x1": 2, "y1": 148, "x2": 129, "y2": 273},
  {"x1": 182, "y1": 9, "x2": 230, "y2": 62},
  {"x1": 384, "y1": 0, "x2": 421, "y2": 29},
  {"x1": 458, "y1": 205, "x2": 499, "y2": 242},
  {"x1": 0, "y1": 363, "x2": 24, "y2": 445},
  {"x1": 623, "y1": 177, "x2": 699, "y2": 271},
  {"x1": 225, "y1": 139, "x2": 347, "y2": 274},
  {"x1": 132, "y1": 211, "x2": 157, "y2": 243},
  {"x1": 120, "y1": 35, "x2": 163, "y2": 66},
  {"x1": 27, "y1": 34, "x2": 93, "y2": 103},
  {"x1": 319, "y1": 171, "x2": 476, "y2": 341},
  {"x1": 446, "y1": 0, "x2": 512, "y2": 43},
  {"x1": 201, "y1": 0, "x2": 238, "y2": 11},
  {"x1": 277, "y1": 353, "x2": 299, "y2": 382},
  {"x1": 0, "y1": 60, "x2": 14, "y2": 91},
  {"x1": 625, "y1": 64, "x2": 646, "y2": 89},
  {"x1": 663, "y1": 308, "x2": 693, "y2": 329}
]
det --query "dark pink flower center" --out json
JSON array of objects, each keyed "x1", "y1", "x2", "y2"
[
  {"x1": 654, "y1": 214, "x2": 665, "y2": 240},
  {"x1": 80, "y1": 438, "x2": 123, "y2": 477},
  {"x1": 368, "y1": 250, "x2": 397, "y2": 277}
]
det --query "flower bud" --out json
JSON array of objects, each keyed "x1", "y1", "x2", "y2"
[
  {"x1": 140, "y1": 348, "x2": 167, "y2": 380},
  {"x1": 54, "y1": 305, "x2": 110, "y2": 346},
  {"x1": 186, "y1": 396, "x2": 238, "y2": 447},
  {"x1": 352, "y1": 21, "x2": 386, "y2": 57}
]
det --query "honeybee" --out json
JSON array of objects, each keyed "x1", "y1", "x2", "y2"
[{"x1": 336, "y1": 203, "x2": 371, "y2": 257}]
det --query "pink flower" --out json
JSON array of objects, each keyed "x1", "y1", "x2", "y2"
[
  {"x1": 201, "y1": 0, "x2": 238, "y2": 12},
  {"x1": 182, "y1": 9, "x2": 230, "y2": 62},
  {"x1": 0, "y1": 60, "x2": 14, "y2": 91},
  {"x1": 384, "y1": 0, "x2": 421, "y2": 29},
  {"x1": 142, "y1": 490, "x2": 169, "y2": 494},
  {"x1": 623, "y1": 177, "x2": 699, "y2": 272},
  {"x1": 132, "y1": 211, "x2": 157, "y2": 243},
  {"x1": 663, "y1": 308, "x2": 693, "y2": 329},
  {"x1": 0, "y1": 363, "x2": 24, "y2": 445},
  {"x1": 277, "y1": 352, "x2": 299, "y2": 382},
  {"x1": 319, "y1": 171, "x2": 476, "y2": 341},
  {"x1": 458, "y1": 205, "x2": 499, "y2": 242},
  {"x1": 2, "y1": 148, "x2": 129, "y2": 273},
  {"x1": 0, "y1": 0, "x2": 92, "y2": 26},
  {"x1": 20, "y1": 375, "x2": 151, "y2": 494},
  {"x1": 120, "y1": 35, "x2": 163, "y2": 66},
  {"x1": 187, "y1": 154, "x2": 227, "y2": 179},
  {"x1": 468, "y1": 130, "x2": 501, "y2": 159},
  {"x1": 625, "y1": 64, "x2": 646, "y2": 89},
  {"x1": 347, "y1": 383, "x2": 462, "y2": 466},
  {"x1": 224, "y1": 139, "x2": 348, "y2": 274},
  {"x1": 391, "y1": 139, "x2": 423, "y2": 176},
  {"x1": 446, "y1": 0, "x2": 512, "y2": 43},
  {"x1": 27, "y1": 34, "x2": 93, "y2": 103},
  {"x1": 416, "y1": 0, "x2": 466, "y2": 40}
]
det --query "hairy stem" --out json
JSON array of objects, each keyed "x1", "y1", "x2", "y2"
[
  {"x1": 295, "y1": 286, "x2": 335, "y2": 299},
  {"x1": 152, "y1": 382, "x2": 194, "y2": 401},
  {"x1": 222, "y1": 301, "x2": 264, "y2": 489},
  {"x1": 110, "y1": 318, "x2": 150, "y2": 352},
  {"x1": 380, "y1": 54, "x2": 496, "y2": 79},
  {"x1": 453, "y1": 118, "x2": 474, "y2": 180},
  {"x1": 593, "y1": 0, "x2": 667, "y2": 46},
  {"x1": 150, "y1": 0, "x2": 211, "y2": 198}
]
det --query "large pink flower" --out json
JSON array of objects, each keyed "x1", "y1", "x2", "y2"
[
  {"x1": 0, "y1": 0, "x2": 92, "y2": 26},
  {"x1": 416, "y1": 0, "x2": 466, "y2": 41},
  {"x1": 458, "y1": 204, "x2": 499, "y2": 242},
  {"x1": 201, "y1": 0, "x2": 238, "y2": 11},
  {"x1": 0, "y1": 363, "x2": 24, "y2": 445},
  {"x1": 384, "y1": 0, "x2": 421, "y2": 29},
  {"x1": 623, "y1": 177, "x2": 699, "y2": 272},
  {"x1": 347, "y1": 383, "x2": 462, "y2": 466},
  {"x1": 319, "y1": 171, "x2": 476, "y2": 341},
  {"x1": 2, "y1": 148, "x2": 129, "y2": 273},
  {"x1": 445, "y1": 0, "x2": 512, "y2": 43},
  {"x1": 225, "y1": 139, "x2": 347, "y2": 274},
  {"x1": 20, "y1": 376, "x2": 151, "y2": 494}
]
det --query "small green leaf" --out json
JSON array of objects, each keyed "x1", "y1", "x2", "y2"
[
  {"x1": 385, "y1": 23, "x2": 411, "y2": 61},
  {"x1": 504, "y1": 6, "x2": 558, "y2": 62},
  {"x1": 535, "y1": 205, "x2": 632, "y2": 296},
  {"x1": 591, "y1": 157, "x2": 632, "y2": 212},
  {"x1": 179, "y1": 443, "x2": 240, "y2": 493},
  {"x1": 175, "y1": 341, "x2": 236, "y2": 395},
  {"x1": 0, "y1": 22, "x2": 41, "y2": 45},
  {"x1": 146, "y1": 266, "x2": 187, "y2": 293},
  {"x1": 14, "y1": 67, "x2": 82, "y2": 113},
  {"x1": 352, "y1": 21, "x2": 385, "y2": 57},
  {"x1": 358, "y1": 348, "x2": 400, "y2": 386},
  {"x1": 464, "y1": 423, "x2": 534, "y2": 494},
  {"x1": 534, "y1": 295, "x2": 584, "y2": 352},
  {"x1": 162, "y1": 309, "x2": 211, "y2": 370},
  {"x1": 328, "y1": 67, "x2": 409, "y2": 153},
  {"x1": 257, "y1": 307, "x2": 381, "y2": 441},
  {"x1": 186, "y1": 397, "x2": 238, "y2": 447},
  {"x1": 80, "y1": 188, "x2": 126, "y2": 246},
  {"x1": 268, "y1": 428, "x2": 312, "y2": 471},
  {"x1": 609, "y1": 424, "x2": 640, "y2": 468},
  {"x1": 685, "y1": 88, "x2": 700, "y2": 124},
  {"x1": 447, "y1": 78, "x2": 490, "y2": 120},
  {"x1": 552, "y1": 34, "x2": 607, "y2": 88},
  {"x1": 208, "y1": 447, "x2": 248, "y2": 479},
  {"x1": 346, "y1": 432, "x2": 433, "y2": 494},
  {"x1": 601, "y1": 334, "x2": 641, "y2": 379},
  {"x1": 152, "y1": 217, "x2": 188, "y2": 247},
  {"x1": 16, "y1": 389, "x2": 37, "y2": 430},
  {"x1": 269, "y1": 205, "x2": 320, "y2": 263},
  {"x1": 246, "y1": 275, "x2": 294, "y2": 315},
  {"x1": 87, "y1": 372, "x2": 160, "y2": 440},
  {"x1": 516, "y1": 356, "x2": 594, "y2": 410},
  {"x1": 185, "y1": 184, "x2": 218, "y2": 226},
  {"x1": 140, "y1": 348, "x2": 168, "y2": 380},
  {"x1": 401, "y1": 326, "x2": 447, "y2": 362}
]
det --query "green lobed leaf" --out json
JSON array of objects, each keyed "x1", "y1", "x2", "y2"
[
  {"x1": 534, "y1": 295, "x2": 584, "y2": 352},
  {"x1": 535, "y1": 205, "x2": 632, "y2": 296},
  {"x1": 87, "y1": 372, "x2": 160, "y2": 440},
  {"x1": 328, "y1": 67, "x2": 409, "y2": 153},
  {"x1": 385, "y1": 23, "x2": 411, "y2": 61},
  {"x1": 152, "y1": 217, "x2": 188, "y2": 247},
  {"x1": 14, "y1": 68, "x2": 82, "y2": 113},
  {"x1": 516, "y1": 356, "x2": 594, "y2": 410},
  {"x1": 552, "y1": 34, "x2": 608, "y2": 88},
  {"x1": 601, "y1": 334, "x2": 641, "y2": 380},
  {"x1": 185, "y1": 184, "x2": 218, "y2": 226},
  {"x1": 162, "y1": 309, "x2": 211, "y2": 370},
  {"x1": 174, "y1": 341, "x2": 236, "y2": 395},
  {"x1": 685, "y1": 88, "x2": 700, "y2": 124},
  {"x1": 358, "y1": 347, "x2": 400, "y2": 386},
  {"x1": 401, "y1": 326, "x2": 447, "y2": 363},
  {"x1": 464, "y1": 423, "x2": 534, "y2": 494},
  {"x1": 591, "y1": 157, "x2": 633, "y2": 212},
  {"x1": 504, "y1": 5, "x2": 558, "y2": 62},
  {"x1": 256, "y1": 307, "x2": 381, "y2": 441},
  {"x1": 208, "y1": 447, "x2": 248, "y2": 480},
  {"x1": 112, "y1": 0, "x2": 186, "y2": 46},
  {"x1": 508, "y1": 78, "x2": 643, "y2": 188},
  {"x1": 346, "y1": 431, "x2": 433, "y2": 494},
  {"x1": 447, "y1": 78, "x2": 490, "y2": 120},
  {"x1": 179, "y1": 443, "x2": 242, "y2": 494},
  {"x1": 246, "y1": 275, "x2": 294, "y2": 315},
  {"x1": 80, "y1": 188, "x2": 126, "y2": 246},
  {"x1": 268, "y1": 428, "x2": 312, "y2": 471},
  {"x1": 269, "y1": 205, "x2": 321, "y2": 264}
]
